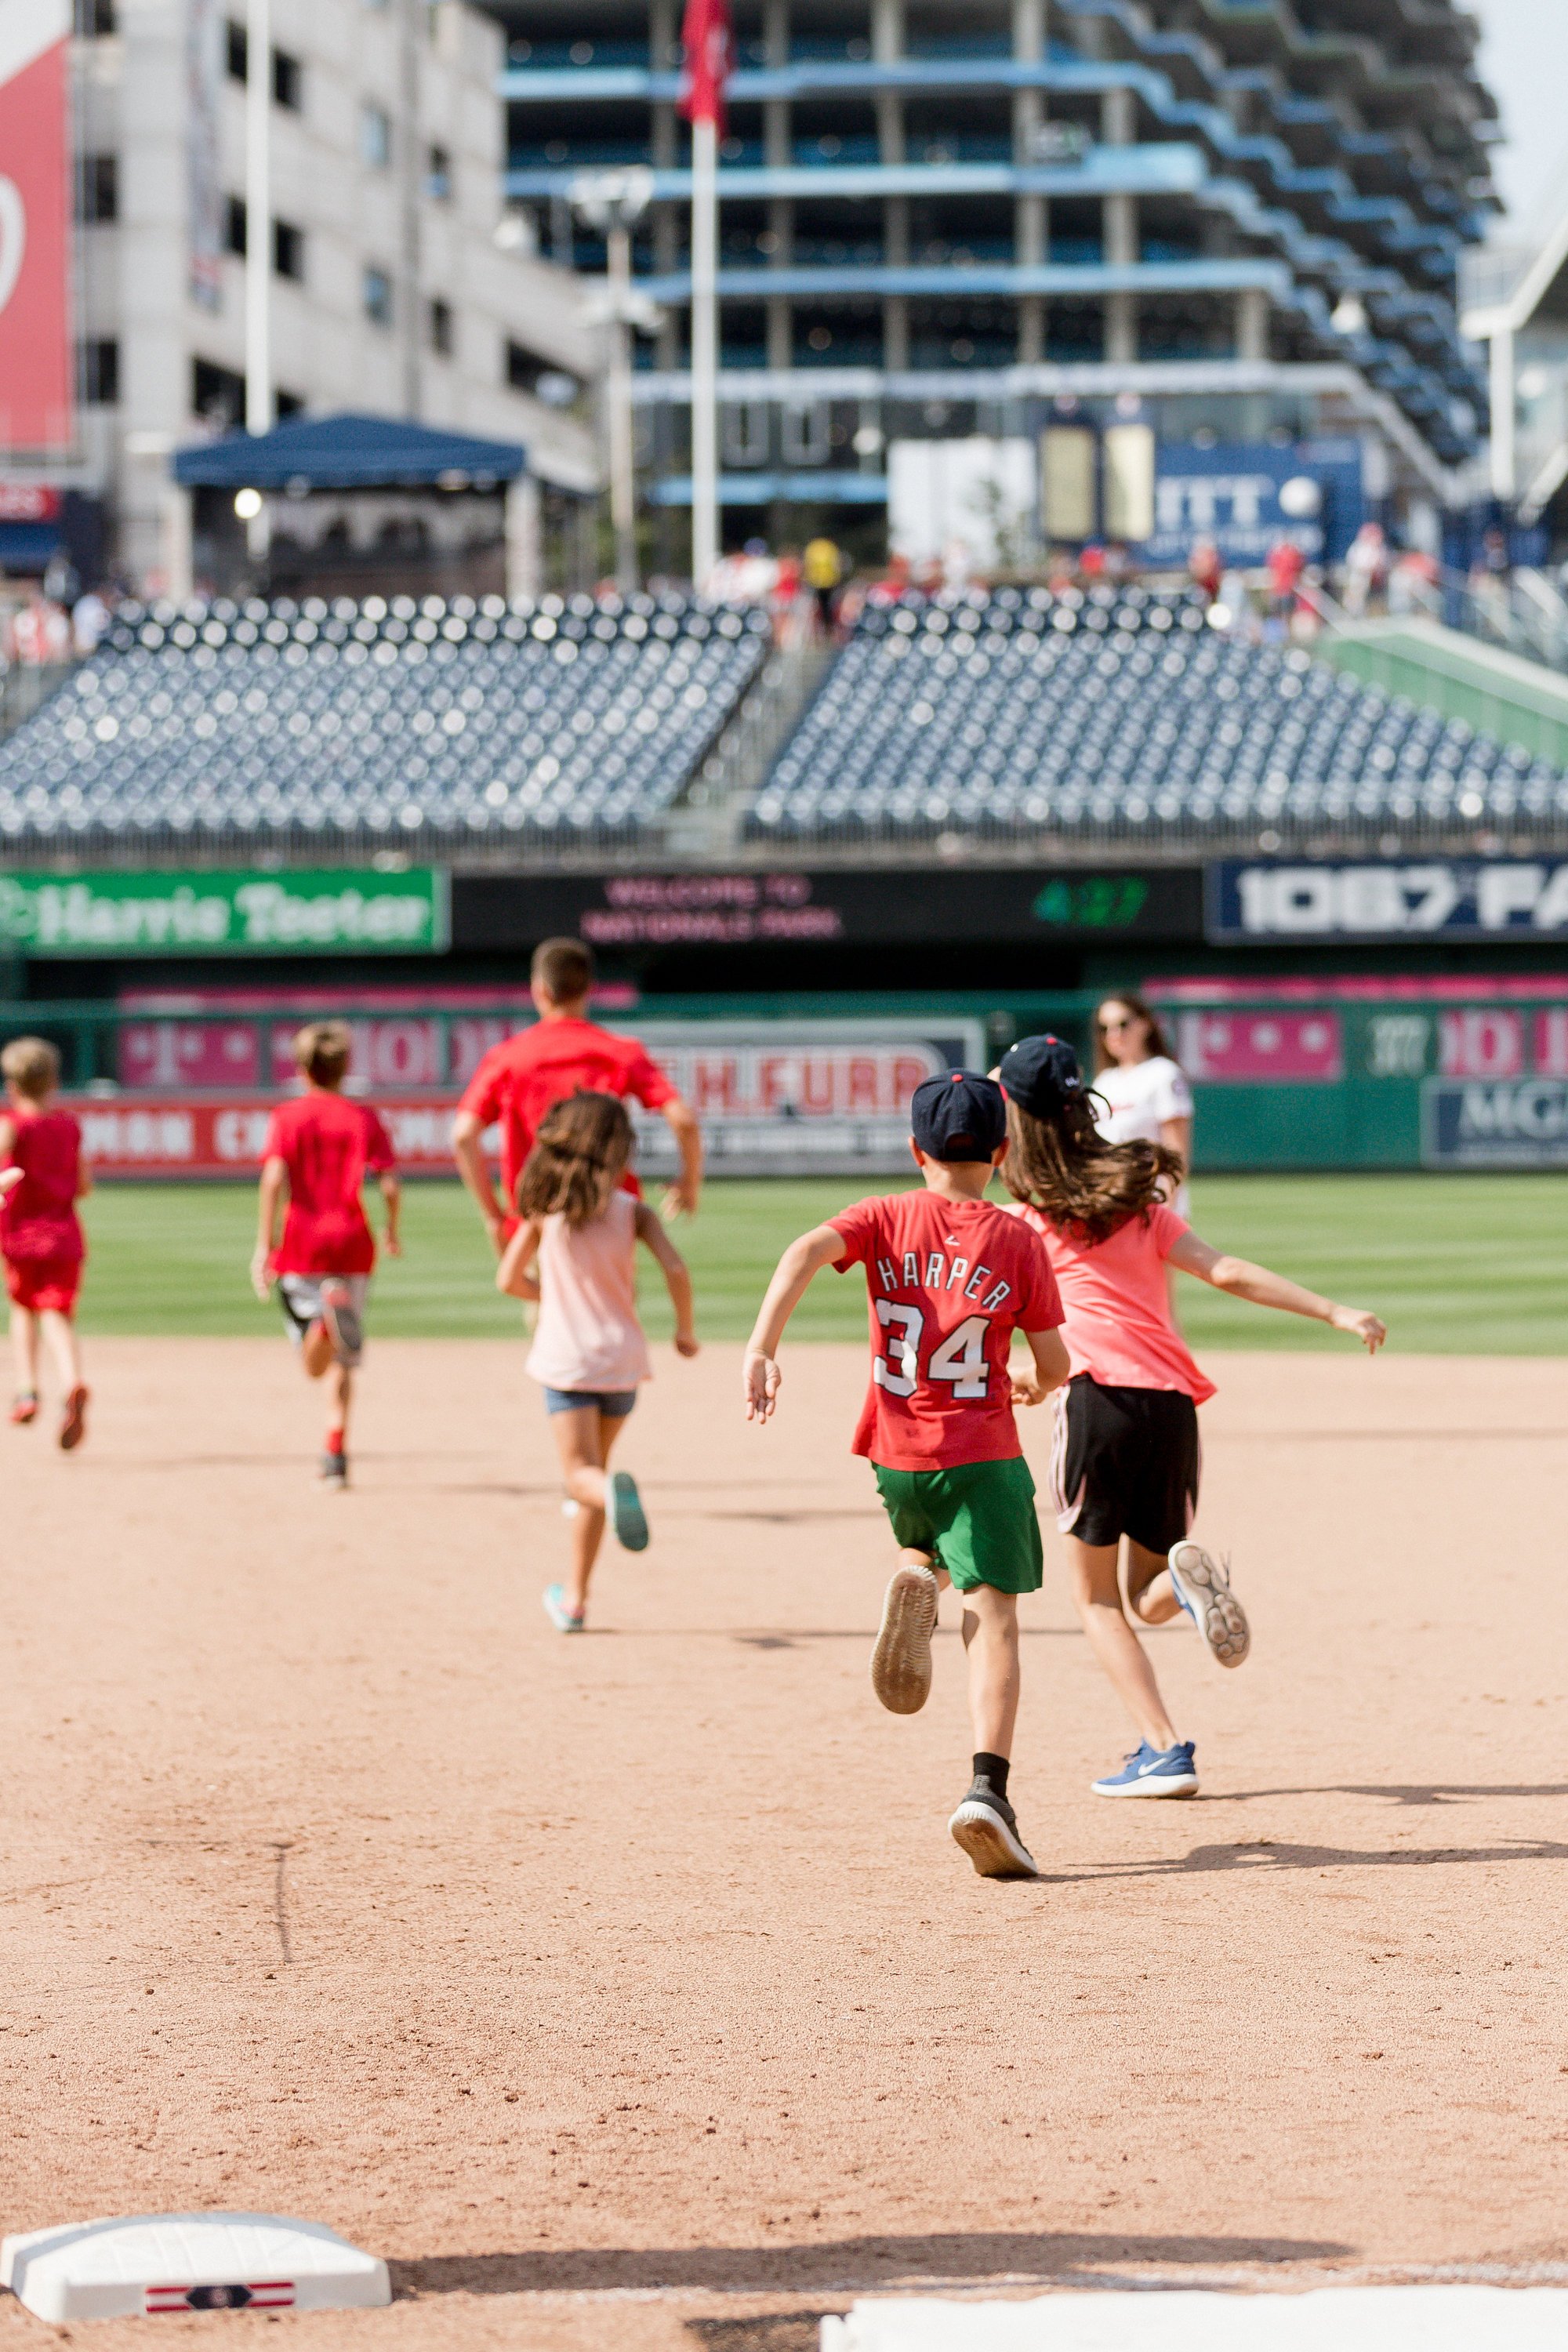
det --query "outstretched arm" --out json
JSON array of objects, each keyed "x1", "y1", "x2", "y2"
[
  {"x1": 659, "y1": 1094, "x2": 703, "y2": 1220},
  {"x1": 252, "y1": 1157, "x2": 287, "y2": 1299},
  {"x1": 452, "y1": 1107, "x2": 508, "y2": 1254},
  {"x1": 1167, "y1": 1229, "x2": 1385, "y2": 1352},
  {"x1": 742, "y1": 1224, "x2": 847, "y2": 1421},
  {"x1": 635, "y1": 1200, "x2": 698, "y2": 1356},
  {"x1": 1011, "y1": 1325, "x2": 1072, "y2": 1407},
  {"x1": 495, "y1": 1217, "x2": 543, "y2": 1301},
  {"x1": 376, "y1": 1170, "x2": 402, "y2": 1257}
]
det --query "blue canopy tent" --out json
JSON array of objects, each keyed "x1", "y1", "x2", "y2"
[
  {"x1": 172, "y1": 412, "x2": 528, "y2": 491},
  {"x1": 171, "y1": 413, "x2": 546, "y2": 600}
]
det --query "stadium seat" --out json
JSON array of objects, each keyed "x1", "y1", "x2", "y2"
[
  {"x1": 0, "y1": 592, "x2": 770, "y2": 851},
  {"x1": 746, "y1": 586, "x2": 1565, "y2": 842}
]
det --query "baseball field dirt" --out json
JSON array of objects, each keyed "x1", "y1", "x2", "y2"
[{"x1": 3, "y1": 1338, "x2": 1566, "y2": 2350}]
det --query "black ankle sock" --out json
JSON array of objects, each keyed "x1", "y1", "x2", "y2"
[{"x1": 973, "y1": 1751, "x2": 1010, "y2": 1799}]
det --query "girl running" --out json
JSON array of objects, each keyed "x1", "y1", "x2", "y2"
[
  {"x1": 995, "y1": 1033, "x2": 1385, "y2": 1799},
  {"x1": 497, "y1": 1091, "x2": 698, "y2": 1633}
]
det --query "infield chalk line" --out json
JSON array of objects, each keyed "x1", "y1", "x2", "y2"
[{"x1": 393, "y1": 2264, "x2": 1568, "y2": 2307}]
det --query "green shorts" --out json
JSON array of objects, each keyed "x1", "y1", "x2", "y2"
[{"x1": 872, "y1": 1456, "x2": 1044, "y2": 1595}]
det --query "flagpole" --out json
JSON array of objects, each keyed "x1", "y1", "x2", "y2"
[{"x1": 690, "y1": 110, "x2": 719, "y2": 589}]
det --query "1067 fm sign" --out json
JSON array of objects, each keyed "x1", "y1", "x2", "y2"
[{"x1": 1208, "y1": 859, "x2": 1568, "y2": 942}]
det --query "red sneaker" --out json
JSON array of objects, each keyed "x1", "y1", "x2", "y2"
[
  {"x1": 9, "y1": 1392, "x2": 37, "y2": 1425},
  {"x1": 59, "y1": 1385, "x2": 88, "y2": 1451}
]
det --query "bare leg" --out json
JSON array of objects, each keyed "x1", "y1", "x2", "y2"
[
  {"x1": 549, "y1": 1407, "x2": 629, "y2": 1614},
  {"x1": 960, "y1": 1583, "x2": 1022, "y2": 1759},
  {"x1": 39, "y1": 1309, "x2": 82, "y2": 1392},
  {"x1": 1126, "y1": 1537, "x2": 1182, "y2": 1627},
  {"x1": 1064, "y1": 1535, "x2": 1178, "y2": 1751},
  {"x1": 301, "y1": 1320, "x2": 335, "y2": 1379},
  {"x1": 10, "y1": 1305, "x2": 38, "y2": 1397},
  {"x1": 329, "y1": 1364, "x2": 352, "y2": 1446}
]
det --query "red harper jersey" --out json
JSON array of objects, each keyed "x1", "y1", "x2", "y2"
[
  {"x1": 1, "y1": 1105, "x2": 85, "y2": 1265},
  {"x1": 828, "y1": 1189, "x2": 1063, "y2": 1472},
  {"x1": 263, "y1": 1092, "x2": 396, "y2": 1276}
]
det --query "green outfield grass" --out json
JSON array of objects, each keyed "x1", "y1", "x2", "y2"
[{"x1": 64, "y1": 1173, "x2": 1568, "y2": 1353}]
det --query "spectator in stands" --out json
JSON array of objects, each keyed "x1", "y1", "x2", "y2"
[
  {"x1": 1341, "y1": 521, "x2": 1388, "y2": 618},
  {"x1": 1188, "y1": 538, "x2": 1221, "y2": 604},
  {"x1": 451, "y1": 936, "x2": 704, "y2": 1255},
  {"x1": 71, "y1": 589, "x2": 113, "y2": 657},
  {"x1": 1267, "y1": 536, "x2": 1305, "y2": 621},
  {"x1": 1091, "y1": 993, "x2": 1193, "y2": 1218},
  {"x1": 804, "y1": 534, "x2": 844, "y2": 635}
]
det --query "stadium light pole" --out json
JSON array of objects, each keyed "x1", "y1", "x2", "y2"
[
  {"x1": 571, "y1": 169, "x2": 659, "y2": 592},
  {"x1": 678, "y1": 0, "x2": 731, "y2": 592}
]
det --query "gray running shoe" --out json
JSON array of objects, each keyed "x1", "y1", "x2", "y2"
[
  {"x1": 1168, "y1": 1541, "x2": 1250, "y2": 1667},
  {"x1": 869, "y1": 1563, "x2": 940, "y2": 1714},
  {"x1": 949, "y1": 1778, "x2": 1039, "y2": 1878}
]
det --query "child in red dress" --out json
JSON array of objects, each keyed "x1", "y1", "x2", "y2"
[{"x1": 0, "y1": 1036, "x2": 91, "y2": 1449}]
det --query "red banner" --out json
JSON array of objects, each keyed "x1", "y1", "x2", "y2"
[
  {"x1": 0, "y1": 1, "x2": 73, "y2": 452},
  {"x1": 70, "y1": 1095, "x2": 473, "y2": 1180},
  {"x1": 678, "y1": 0, "x2": 732, "y2": 130}
]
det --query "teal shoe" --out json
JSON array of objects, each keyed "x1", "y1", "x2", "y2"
[{"x1": 609, "y1": 1470, "x2": 649, "y2": 1552}]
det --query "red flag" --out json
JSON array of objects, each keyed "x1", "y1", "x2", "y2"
[
  {"x1": 678, "y1": 0, "x2": 732, "y2": 133},
  {"x1": 0, "y1": 0, "x2": 73, "y2": 452}
]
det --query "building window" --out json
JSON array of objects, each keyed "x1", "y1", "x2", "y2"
[
  {"x1": 426, "y1": 143, "x2": 452, "y2": 200},
  {"x1": 78, "y1": 339, "x2": 120, "y2": 406},
  {"x1": 363, "y1": 266, "x2": 393, "y2": 326},
  {"x1": 74, "y1": 0, "x2": 116, "y2": 34},
  {"x1": 224, "y1": 194, "x2": 247, "y2": 256},
  {"x1": 360, "y1": 103, "x2": 392, "y2": 168},
  {"x1": 76, "y1": 154, "x2": 118, "y2": 224},
  {"x1": 429, "y1": 298, "x2": 454, "y2": 356},
  {"x1": 194, "y1": 357, "x2": 245, "y2": 426},
  {"x1": 271, "y1": 47, "x2": 303, "y2": 110},
  {"x1": 273, "y1": 219, "x2": 304, "y2": 281},
  {"x1": 506, "y1": 339, "x2": 578, "y2": 400},
  {"x1": 225, "y1": 19, "x2": 247, "y2": 80}
]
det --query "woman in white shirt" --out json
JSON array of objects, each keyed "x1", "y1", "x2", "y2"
[{"x1": 1091, "y1": 992, "x2": 1193, "y2": 1216}]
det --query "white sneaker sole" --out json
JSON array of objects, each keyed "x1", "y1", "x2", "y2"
[
  {"x1": 869, "y1": 1565, "x2": 939, "y2": 1714},
  {"x1": 1091, "y1": 1768, "x2": 1200, "y2": 1798},
  {"x1": 949, "y1": 1799, "x2": 1039, "y2": 1878},
  {"x1": 1168, "y1": 1541, "x2": 1250, "y2": 1668}
]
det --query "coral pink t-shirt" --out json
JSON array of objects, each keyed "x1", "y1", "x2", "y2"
[
  {"x1": 526, "y1": 1189, "x2": 652, "y2": 1393},
  {"x1": 1013, "y1": 1200, "x2": 1214, "y2": 1404}
]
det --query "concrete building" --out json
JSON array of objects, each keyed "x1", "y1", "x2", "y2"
[
  {"x1": 495, "y1": 0, "x2": 1501, "y2": 561},
  {"x1": 67, "y1": 0, "x2": 601, "y2": 593}
]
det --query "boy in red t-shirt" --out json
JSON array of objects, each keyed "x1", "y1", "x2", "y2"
[
  {"x1": 251, "y1": 1022, "x2": 401, "y2": 1488},
  {"x1": 0, "y1": 1036, "x2": 92, "y2": 1450},
  {"x1": 744, "y1": 1072, "x2": 1070, "y2": 1880}
]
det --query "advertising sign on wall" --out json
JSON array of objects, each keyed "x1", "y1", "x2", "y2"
[
  {"x1": 1141, "y1": 441, "x2": 1363, "y2": 568},
  {"x1": 453, "y1": 866, "x2": 1203, "y2": 952},
  {"x1": 1423, "y1": 1080, "x2": 1568, "y2": 1169},
  {"x1": 0, "y1": 869, "x2": 449, "y2": 956},
  {"x1": 1208, "y1": 860, "x2": 1568, "y2": 945},
  {"x1": 70, "y1": 1095, "x2": 480, "y2": 1180},
  {"x1": 0, "y1": 0, "x2": 73, "y2": 452}
]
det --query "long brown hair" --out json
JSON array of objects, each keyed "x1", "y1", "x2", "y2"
[
  {"x1": 1092, "y1": 989, "x2": 1177, "y2": 1077},
  {"x1": 1002, "y1": 1092, "x2": 1181, "y2": 1246},
  {"x1": 515, "y1": 1090, "x2": 633, "y2": 1228}
]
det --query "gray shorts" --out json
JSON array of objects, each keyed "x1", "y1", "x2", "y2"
[{"x1": 278, "y1": 1274, "x2": 369, "y2": 1369}]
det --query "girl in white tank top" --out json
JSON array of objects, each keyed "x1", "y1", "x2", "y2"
[{"x1": 498, "y1": 1090, "x2": 698, "y2": 1633}]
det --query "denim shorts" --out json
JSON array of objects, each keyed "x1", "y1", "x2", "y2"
[{"x1": 543, "y1": 1385, "x2": 638, "y2": 1418}]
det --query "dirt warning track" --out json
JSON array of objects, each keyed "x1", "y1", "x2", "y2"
[{"x1": 2, "y1": 1339, "x2": 1567, "y2": 2350}]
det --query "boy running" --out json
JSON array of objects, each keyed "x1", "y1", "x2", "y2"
[
  {"x1": 745, "y1": 1071, "x2": 1069, "y2": 1881},
  {"x1": 251, "y1": 1022, "x2": 401, "y2": 1488},
  {"x1": 0, "y1": 1036, "x2": 91, "y2": 1449},
  {"x1": 452, "y1": 937, "x2": 703, "y2": 1251}
]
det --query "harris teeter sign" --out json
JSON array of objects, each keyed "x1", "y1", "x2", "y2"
[{"x1": 0, "y1": 869, "x2": 448, "y2": 956}]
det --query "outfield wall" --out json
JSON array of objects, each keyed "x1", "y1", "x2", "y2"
[{"x1": 13, "y1": 977, "x2": 1568, "y2": 1176}]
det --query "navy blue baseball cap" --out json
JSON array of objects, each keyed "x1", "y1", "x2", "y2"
[
  {"x1": 997, "y1": 1033, "x2": 1087, "y2": 1118},
  {"x1": 910, "y1": 1069, "x2": 1007, "y2": 1162}
]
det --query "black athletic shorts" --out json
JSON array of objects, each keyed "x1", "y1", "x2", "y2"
[{"x1": 1047, "y1": 1373, "x2": 1200, "y2": 1554}]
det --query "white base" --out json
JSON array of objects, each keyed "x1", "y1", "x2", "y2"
[
  {"x1": 1, "y1": 2212, "x2": 391, "y2": 2322},
  {"x1": 822, "y1": 2287, "x2": 1568, "y2": 2352}
]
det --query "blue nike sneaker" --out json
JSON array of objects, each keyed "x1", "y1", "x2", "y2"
[{"x1": 1092, "y1": 1740, "x2": 1199, "y2": 1798}]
